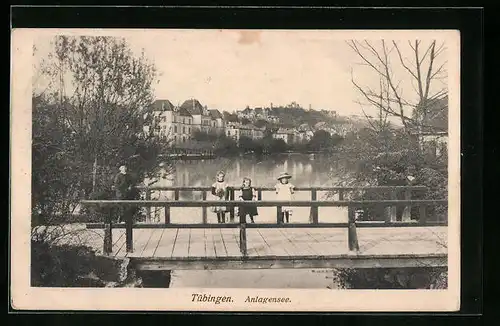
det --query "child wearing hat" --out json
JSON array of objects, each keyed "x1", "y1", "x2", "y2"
[
  {"x1": 211, "y1": 171, "x2": 230, "y2": 223},
  {"x1": 275, "y1": 172, "x2": 295, "y2": 223}
]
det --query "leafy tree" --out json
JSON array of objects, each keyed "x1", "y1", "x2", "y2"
[
  {"x1": 238, "y1": 136, "x2": 256, "y2": 152},
  {"x1": 240, "y1": 118, "x2": 251, "y2": 125},
  {"x1": 269, "y1": 138, "x2": 288, "y2": 153},
  {"x1": 32, "y1": 35, "x2": 161, "y2": 229},
  {"x1": 213, "y1": 135, "x2": 238, "y2": 156},
  {"x1": 307, "y1": 130, "x2": 333, "y2": 151},
  {"x1": 253, "y1": 119, "x2": 268, "y2": 128}
]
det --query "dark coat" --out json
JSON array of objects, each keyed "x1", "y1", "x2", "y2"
[
  {"x1": 114, "y1": 172, "x2": 134, "y2": 199},
  {"x1": 238, "y1": 187, "x2": 258, "y2": 217}
]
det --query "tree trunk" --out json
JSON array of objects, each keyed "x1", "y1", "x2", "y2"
[{"x1": 92, "y1": 157, "x2": 98, "y2": 192}]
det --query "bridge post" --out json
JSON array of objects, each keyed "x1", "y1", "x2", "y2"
[
  {"x1": 257, "y1": 189, "x2": 262, "y2": 201},
  {"x1": 311, "y1": 189, "x2": 319, "y2": 224},
  {"x1": 386, "y1": 189, "x2": 397, "y2": 222},
  {"x1": 145, "y1": 189, "x2": 151, "y2": 223},
  {"x1": 164, "y1": 205, "x2": 170, "y2": 225},
  {"x1": 201, "y1": 191, "x2": 207, "y2": 224},
  {"x1": 419, "y1": 204, "x2": 427, "y2": 224},
  {"x1": 229, "y1": 189, "x2": 235, "y2": 222},
  {"x1": 347, "y1": 206, "x2": 359, "y2": 251},
  {"x1": 125, "y1": 207, "x2": 133, "y2": 253},
  {"x1": 338, "y1": 189, "x2": 344, "y2": 201},
  {"x1": 174, "y1": 190, "x2": 179, "y2": 201},
  {"x1": 239, "y1": 215, "x2": 247, "y2": 257},
  {"x1": 402, "y1": 188, "x2": 412, "y2": 221},
  {"x1": 276, "y1": 205, "x2": 283, "y2": 224},
  {"x1": 103, "y1": 213, "x2": 113, "y2": 255}
]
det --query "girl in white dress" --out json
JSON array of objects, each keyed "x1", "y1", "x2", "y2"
[
  {"x1": 211, "y1": 171, "x2": 230, "y2": 223},
  {"x1": 275, "y1": 172, "x2": 295, "y2": 223}
]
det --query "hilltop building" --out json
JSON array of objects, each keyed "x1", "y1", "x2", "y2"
[{"x1": 225, "y1": 122, "x2": 265, "y2": 142}]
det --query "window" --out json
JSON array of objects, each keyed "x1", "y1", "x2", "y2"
[
  {"x1": 183, "y1": 126, "x2": 186, "y2": 134},
  {"x1": 174, "y1": 125, "x2": 178, "y2": 133}
]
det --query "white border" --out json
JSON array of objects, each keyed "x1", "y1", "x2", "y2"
[{"x1": 10, "y1": 29, "x2": 460, "y2": 311}]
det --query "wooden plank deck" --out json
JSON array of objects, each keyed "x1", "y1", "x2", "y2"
[
  {"x1": 105, "y1": 226, "x2": 446, "y2": 262},
  {"x1": 38, "y1": 224, "x2": 447, "y2": 269}
]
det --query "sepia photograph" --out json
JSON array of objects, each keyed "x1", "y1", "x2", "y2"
[{"x1": 11, "y1": 28, "x2": 460, "y2": 311}]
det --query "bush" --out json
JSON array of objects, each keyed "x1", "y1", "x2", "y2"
[
  {"x1": 332, "y1": 267, "x2": 448, "y2": 289},
  {"x1": 31, "y1": 240, "x2": 124, "y2": 287}
]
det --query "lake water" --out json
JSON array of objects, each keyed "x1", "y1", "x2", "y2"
[
  {"x1": 145, "y1": 153, "x2": 350, "y2": 225},
  {"x1": 144, "y1": 153, "x2": 350, "y2": 289}
]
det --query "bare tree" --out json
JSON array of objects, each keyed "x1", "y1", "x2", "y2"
[{"x1": 347, "y1": 40, "x2": 447, "y2": 140}]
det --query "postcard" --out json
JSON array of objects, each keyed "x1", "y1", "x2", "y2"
[{"x1": 11, "y1": 28, "x2": 460, "y2": 311}]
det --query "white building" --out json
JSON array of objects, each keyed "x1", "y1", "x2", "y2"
[
  {"x1": 180, "y1": 99, "x2": 212, "y2": 133},
  {"x1": 143, "y1": 99, "x2": 194, "y2": 145},
  {"x1": 225, "y1": 122, "x2": 241, "y2": 141},
  {"x1": 419, "y1": 131, "x2": 448, "y2": 157},
  {"x1": 208, "y1": 109, "x2": 225, "y2": 134},
  {"x1": 225, "y1": 122, "x2": 265, "y2": 142},
  {"x1": 273, "y1": 128, "x2": 295, "y2": 144}
]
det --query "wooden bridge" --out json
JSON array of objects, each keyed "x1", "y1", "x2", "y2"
[{"x1": 80, "y1": 186, "x2": 448, "y2": 271}]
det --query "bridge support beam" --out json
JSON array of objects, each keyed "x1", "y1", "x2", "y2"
[{"x1": 132, "y1": 255, "x2": 448, "y2": 271}]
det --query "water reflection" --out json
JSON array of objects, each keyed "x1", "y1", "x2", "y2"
[
  {"x1": 143, "y1": 154, "x2": 350, "y2": 224},
  {"x1": 143, "y1": 154, "x2": 351, "y2": 289},
  {"x1": 165, "y1": 153, "x2": 342, "y2": 189}
]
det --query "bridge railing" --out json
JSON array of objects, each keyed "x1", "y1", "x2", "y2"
[
  {"x1": 80, "y1": 197, "x2": 447, "y2": 257},
  {"x1": 136, "y1": 185, "x2": 429, "y2": 223}
]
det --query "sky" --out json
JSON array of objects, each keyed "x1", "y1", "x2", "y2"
[{"x1": 33, "y1": 29, "x2": 450, "y2": 116}]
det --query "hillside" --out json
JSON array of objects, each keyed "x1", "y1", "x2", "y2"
[
  {"x1": 233, "y1": 105, "x2": 341, "y2": 128},
  {"x1": 269, "y1": 106, "x2": 336, "y2": 127}
]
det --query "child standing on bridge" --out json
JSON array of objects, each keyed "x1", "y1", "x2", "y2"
[
  {"x1": 211, "y1": 171, "x2": 230, "y2": 223},
  {"x1": 275, "y1": 172, "x2": 295, "y2": 223},
  {"x1": 238, "y1": 177, "x2": 258, "y2": 223}
]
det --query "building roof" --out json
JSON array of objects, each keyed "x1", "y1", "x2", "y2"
[
  {"x1": 208, "y1": 109, "x2": 223, "y2": 119},
  {"x1": 178, "y1": 107, "x2": 192, "y2": 117},
  {"x1": 180, "y1": 99, "x2": 205, "y2": 115},
  {"x1": 147, "y1": 99, "x2": 176, "y2": 112},
  {"x1": 406, "y1": 95, "x2": 448, "y2": 134},
  {"x1": 254, "y1": 107, "x2": 263, "y2": 114}
]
